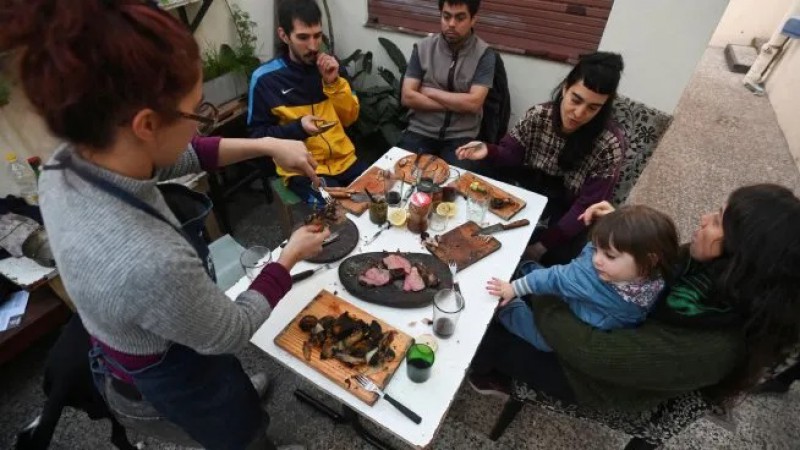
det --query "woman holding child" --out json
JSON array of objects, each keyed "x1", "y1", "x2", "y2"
[{"x1": 470, "y1": 184, "x2": 800, "y2": 413}]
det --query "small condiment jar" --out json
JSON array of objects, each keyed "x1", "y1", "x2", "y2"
[
  {"x1": 369, "y1": 198, "x2": 388, "y2": 224},
  {"x1": 407, "y1": 192, "x2": 432, "y2": 234}
]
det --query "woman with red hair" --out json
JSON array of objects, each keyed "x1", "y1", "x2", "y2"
[{"x1": 2, "y1": 1, "x2": 322, "y2": 448}]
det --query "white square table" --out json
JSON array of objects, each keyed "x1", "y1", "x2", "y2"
[{"x1": 227, "y1": 147, "x2": 547, "y2": 448}]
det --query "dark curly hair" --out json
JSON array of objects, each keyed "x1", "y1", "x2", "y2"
[{"x1": 708, "y1": 184, "x2": 800, "y2": 404}]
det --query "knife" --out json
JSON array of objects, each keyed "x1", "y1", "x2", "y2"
[
  {"x1": 364, "y1": 222, "x2": 390, "y2": 245},
  {"x1": 290, "y1": 263, "x2": 332, "y2": 282},
  {"x1": 280, "y1": 231, "x2": 340, "y2": 248},
  {"x1": 326, "y1": 191, "x2": 371, "y2": 202},
  {"x1": 471, "y1": 219, "x2": 530, "y2": 236}
]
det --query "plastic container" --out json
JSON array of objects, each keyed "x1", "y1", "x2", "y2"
[{"x1": 5, "y1": 152, "x2": 39, "y2": 205}]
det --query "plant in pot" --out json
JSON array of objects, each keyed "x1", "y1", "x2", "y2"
[
  {"x1": 341, "y1": 37, "x2": 408, "y2": 155},
  {"x1": 202, "y1": 2, "x2": 261, "y2": 106}
]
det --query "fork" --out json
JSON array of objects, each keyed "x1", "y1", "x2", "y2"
[
  {"x1": 448, "y1": 260, "x2": 463, "y2": 297},
  {"x1": 311, "y1": 178, "x2": 333, "y2": 204},
  {"x1": 354, "y1": 374, "x2": 422, "y2": 424}
]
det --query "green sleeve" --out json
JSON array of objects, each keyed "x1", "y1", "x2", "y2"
[{"x1": 531, "y1": 296, "x2": 742, "y2": 392}]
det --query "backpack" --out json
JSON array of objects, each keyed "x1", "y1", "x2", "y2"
[{"x1": 477, "y1": 50, "x2": 511, "y2": 144}]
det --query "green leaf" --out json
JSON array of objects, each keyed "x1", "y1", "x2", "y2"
[
  {"x1": 340, "y1": 49, "x2": 363, "y2": 67},
  {"x1": 378, "y1": 37, "x2": 407, "y2": 74},
  {"x1": 362, "y1": 51, "x2": 373, "y2": 75}
]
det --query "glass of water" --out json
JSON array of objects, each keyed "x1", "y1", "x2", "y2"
[
  {"x1": 466, "y1": 194, "x2": 489, "y2": 224},
  {"x1": 240, "y1": 246, "x2": 273, "y2": 280}
]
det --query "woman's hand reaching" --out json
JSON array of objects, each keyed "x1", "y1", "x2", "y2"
[
  {"x1": 278, "y1": 225, "x2": 330, "y2": 271},
  {"x1": 455, "y1": 141, "x2": 488, "y2": 161},
  {"x1": 487, "y1": 277, "x2": 516, "y2": 307},
  {"x1": 578, "y1": 201, "x2": 616, "y2": 225}
]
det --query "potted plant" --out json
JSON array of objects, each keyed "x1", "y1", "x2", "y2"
[
  {"x1": 341, "y1": 37, "x2": 409, "y2": 149},
  {"x1": 202, "y1": 2, "x2": 261, "y2": 105}
]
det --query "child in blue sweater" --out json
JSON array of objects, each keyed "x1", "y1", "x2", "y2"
[{"x1": 487, "y1": 205, "x2": 679, "y2": 351}]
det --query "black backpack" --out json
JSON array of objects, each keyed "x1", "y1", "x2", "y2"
[{"x1": 477, "y1": 50, "x2": 511, "y2": 145}]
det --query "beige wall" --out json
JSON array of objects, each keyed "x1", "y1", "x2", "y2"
[
  {"x1": 710, "y1": 0, "x2": 793, "y2": 47},
  {"x1": 767, "y1": 40, "x2": 800, "y2": 168}
]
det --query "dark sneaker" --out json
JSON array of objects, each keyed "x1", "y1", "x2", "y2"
[
  {"x1": 467, "y1": 372, "x2": 510, "y2": 401},
  {"x1": 752, "y1": 378, "x2": 792, "y2": 395}
]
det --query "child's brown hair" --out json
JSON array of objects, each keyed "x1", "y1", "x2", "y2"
[{"x1": 590, "y1": 205, "x2": 679, "y2": 281}]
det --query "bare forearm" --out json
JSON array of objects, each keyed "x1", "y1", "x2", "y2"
[
  {"x1": 424, "y1": 88, "x2": 481, "y2": 113},
  {"x1": 217, "y1": 138, "x2": 272, "y2": 166},
  {"x1": 402, "y1": 90, "x2": 447, "y2": 112}
]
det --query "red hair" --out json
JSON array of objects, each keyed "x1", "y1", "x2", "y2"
[{"x1": 0, "y1": 0, "x2": 200, "y2": 148}]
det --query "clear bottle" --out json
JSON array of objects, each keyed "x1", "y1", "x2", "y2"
[{"x1": 5, "y1": 152, "x2": 39, "y2": 205}]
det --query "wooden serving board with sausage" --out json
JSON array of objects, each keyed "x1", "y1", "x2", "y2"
[
  {"x1": 425, "y1": 221, "x2": 502, "y2": 271},
  {"x1": 334, "y1": 166, "x2": 385, "y2": 215},
  {"x1": 393, "y1": 154, "x2": 451, "y2": 185},
  {"x1": 274, "y1": 289, "x2": 413, "y2": 405},
  {"x1": 449, "y1": 172, "x2": 526, "y2": 220}
]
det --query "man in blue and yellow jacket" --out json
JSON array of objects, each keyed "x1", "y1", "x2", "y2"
[{"x1": 248, "y1": 0, "x2": 364, "y2": 203}]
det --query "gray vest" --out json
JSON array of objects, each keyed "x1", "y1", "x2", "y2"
[{"x1": 408, "y1": 32, "x2": 489, "y2": 140}]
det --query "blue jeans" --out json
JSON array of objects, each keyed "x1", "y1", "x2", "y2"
[
  {"x1": 288, "y1": 159, "x2": 369, "y2": 204},
  {"x1": 496, "y1": 260, "x2": 553, "y2": 352},
  {"x1": 90, "y1": 344, "x2": 273, "y2": 450}
]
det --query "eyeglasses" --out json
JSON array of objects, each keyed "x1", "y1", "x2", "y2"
[{"x1": 177, "y1": 102, "x2": 219, "y2": 136}]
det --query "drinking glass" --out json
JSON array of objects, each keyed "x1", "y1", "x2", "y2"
[
  {"x1": 240, "y1": 246, "x2": 272, "y2": 280},
  {"x1": 432, "y1": 288, "x2": 464, "y2": 339},
  {"x1": 429, "y1": 209, "x2": 448, "y2": 231},
  {"x1": 406, "y1": 343, "x2": 435, "y2": 383},
  {"x1": 466, "y1": 195, "x2": 489, "y2": 224}
]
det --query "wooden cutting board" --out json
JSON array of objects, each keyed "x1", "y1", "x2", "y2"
[
  {"x1": 274, "y1": 289, "x2": 413, "y2": 405},
  {"x1": 424, "y1": 221, "x2": 501, "y2": 272},
  {"x1": 394, "y1": 154, "x2": 451, "y2": 185},
  {"x1": 337, "y1": 166, "x2": 385, "y2": 215},
  {"x1": 450, "y1": 172, "x2": 526, "y2": 220}
]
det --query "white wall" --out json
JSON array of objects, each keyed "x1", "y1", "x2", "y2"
[
  {"x1": 709, "y1": 0, "x2": 793, "y2": 47},
  {"x1": 325, "y1": 0, "x2": 727, "y2": 120},
  {"x1": 193, "y1": 0, "x2": 275, "y2": 60},
  {"x1": 766, "y1": 1, "x2": 800, "y2": 170}
]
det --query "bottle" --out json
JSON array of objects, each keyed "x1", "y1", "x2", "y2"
[{"x1": 5, "y1": 152, "x2": 39, "y2": 205}]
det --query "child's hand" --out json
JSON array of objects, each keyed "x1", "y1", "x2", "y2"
[{"x1": 486, "y1": 277, "x2": 515, "y2": 306}]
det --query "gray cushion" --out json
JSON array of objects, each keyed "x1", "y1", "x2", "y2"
[{"x1": 611, "y1": 95, "x2": 673, "y2": 205}]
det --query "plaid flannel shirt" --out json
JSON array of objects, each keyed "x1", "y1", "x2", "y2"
[{"x1": 509, "y1": 103, "x2": 622, "y2": 193}]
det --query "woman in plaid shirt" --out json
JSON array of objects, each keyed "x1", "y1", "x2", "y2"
[{"x1": 456, "y1": 52, "x2": 626, "y2": 266}]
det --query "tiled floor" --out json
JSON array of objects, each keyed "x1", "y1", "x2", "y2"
[{"x1": 2, "y1": 47, "x2": 800, "y2": 449}]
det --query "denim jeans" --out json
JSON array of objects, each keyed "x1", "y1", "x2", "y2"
[
  {"x1": 91, "y1": 344, "x2": 274, "y2": 450},
  {"x1": 496, "y1": 261, "x2": 553, "y2": 351}
]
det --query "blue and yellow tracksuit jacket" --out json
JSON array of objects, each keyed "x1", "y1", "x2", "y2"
[{"x1": 247, "y1": 55, "x2": 360, "y2": 179}]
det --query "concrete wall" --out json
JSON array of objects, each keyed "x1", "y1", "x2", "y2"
[
  {"x1": 709, "y1": 0, "x2": 793, "y2": 47},
  {"x1": 767, "y1": 40, "x2": 800, "y2": 168},
  {"x1": 325, "y1": 0, "x2": 727, "y2": 121}
]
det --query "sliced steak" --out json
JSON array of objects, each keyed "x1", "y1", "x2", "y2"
[
  {"x1": 403, "y1": 267, "x2": 426, "y2": 292},
  {"x1": 358, "y1": 267, "x2": 392, "y2": 287},
  {"x1": 383, "y1": 254, "x2": 412, "y2": 274}
]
